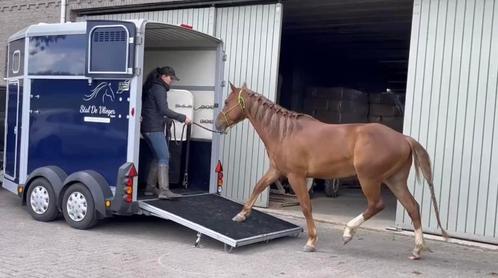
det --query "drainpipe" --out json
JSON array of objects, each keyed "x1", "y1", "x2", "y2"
[{"x1": 60, "y1": 0, "x2": 67, "y2": 23}]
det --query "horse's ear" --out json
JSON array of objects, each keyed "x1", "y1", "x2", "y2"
[
  {"x1": 242, "y1": 82, "x2": 247, "y2": 89},
  {"x1": 229, "y1": 81, "x2": 236, "y2": 93}
]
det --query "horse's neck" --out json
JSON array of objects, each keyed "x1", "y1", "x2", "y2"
[{"x1": 245, "y1": 95, "x2": 280, "y2": 148}]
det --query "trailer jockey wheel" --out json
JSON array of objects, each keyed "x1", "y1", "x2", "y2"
[
  {"x1": 62, "y1": 183, "x2": 97, "y2": 229},
  {"x1": 26, "y1": 178, "x2": 59, "y2": 222},
  {"x1": 324, "y1": 179, "x2": 340, "y2": 198}
]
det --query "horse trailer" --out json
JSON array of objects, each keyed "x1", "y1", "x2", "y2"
[{"x1": 3, "y1": 19, "x2": 301, "y2": 249}]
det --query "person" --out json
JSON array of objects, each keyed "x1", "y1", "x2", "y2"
[{"x1": 141, "y1": 66, "x2": 192, "y2": 199}]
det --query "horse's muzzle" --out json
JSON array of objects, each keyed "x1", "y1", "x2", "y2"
[{"x1": 214, "y1": 114, "x2": 227, "y2": 132}]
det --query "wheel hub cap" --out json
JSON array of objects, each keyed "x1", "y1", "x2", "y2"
[
  {"x1": 67, "y1": 192, "x2": 88, "y2": 222},
  {"x1": 30, "y1": 186, "x2": 50, "y2": 214}
]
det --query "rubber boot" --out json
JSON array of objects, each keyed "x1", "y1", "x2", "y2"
[
  {"x1": 144, "y1": 162, "x2": 158, "y2": 196},
  {"x1": 158, "y1": 165, "x2": 182, "y2": 199}
]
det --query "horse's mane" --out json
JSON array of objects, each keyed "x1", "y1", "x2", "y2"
[{"x1": 245, "y1": 89, "x2": 315, "y2": 138}]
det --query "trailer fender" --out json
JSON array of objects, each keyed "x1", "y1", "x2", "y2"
[
  {"x1": 62, "y1": 171, "x2": 113, "y2": 219},
  {"x1": 24, "y1": 166, "x2": 67, "y2": 207}
]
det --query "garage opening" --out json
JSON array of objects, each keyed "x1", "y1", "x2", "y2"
[{"x1": 271, "y1": 0, "x2": 414, "y2": 229}]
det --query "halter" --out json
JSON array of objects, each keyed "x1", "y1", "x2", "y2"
[{"x1": 221, "y1": 88, "x2": 246, "y2": 128}]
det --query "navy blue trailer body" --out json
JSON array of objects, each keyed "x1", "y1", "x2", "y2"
[{"x1": 2, "y1": 20, "x2": 302, "y2": 249}]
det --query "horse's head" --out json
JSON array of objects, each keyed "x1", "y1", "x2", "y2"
[{"x1": 215, "y1": 82, "x2": 248, "y2": 132}]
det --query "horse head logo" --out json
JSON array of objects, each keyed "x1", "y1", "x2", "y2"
[{"x1": 84, "y1": 82, "x2": 115, "y2": 103}]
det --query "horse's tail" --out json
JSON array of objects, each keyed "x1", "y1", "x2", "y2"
[{"x1": 406, "y1": 136, "x2": 449, "y2": 240}]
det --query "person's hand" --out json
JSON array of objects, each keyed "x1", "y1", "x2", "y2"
[{"x1": 184, "y1": 117, "x2": 192, "y2": 125}]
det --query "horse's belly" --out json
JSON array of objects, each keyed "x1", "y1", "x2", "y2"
[{"x1": 307, "y1": 160, "x2": 356, "y2": 179}]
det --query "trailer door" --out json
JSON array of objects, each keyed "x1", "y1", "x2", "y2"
[
  {"x1": 4, "y1": 38, "x2": 25, "y2": 184},
  {"x1": 4, "y1": 80, "x2": 21, "y2": 182}
]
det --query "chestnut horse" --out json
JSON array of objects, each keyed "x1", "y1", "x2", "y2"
[{"x1": 215, "y1": 83, "x2": 448, "y2": 259}]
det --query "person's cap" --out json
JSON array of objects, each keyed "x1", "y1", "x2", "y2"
[{"x1": 159, "y1": 66, "x2": 180, "y2": 81}]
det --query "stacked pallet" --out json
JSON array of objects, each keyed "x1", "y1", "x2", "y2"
[
  {"x1": 368, "y1": 92, "x2": 405, "y2": 132},
  {"x1": 303, "y1": 87, "x2": 369, "y2": 124}
]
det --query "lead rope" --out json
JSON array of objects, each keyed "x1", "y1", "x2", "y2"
[{"x1": 192, "y1": 122, "x2": 226, "y2": 134}]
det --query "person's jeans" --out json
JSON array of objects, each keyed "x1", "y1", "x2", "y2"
[{"x1": 143, "y1": 132, "x2": 170, "y2": 166}]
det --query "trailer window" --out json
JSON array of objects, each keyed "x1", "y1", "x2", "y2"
[
  {"x1": 7, "y1": 38, "x2": 25, "y2": 78},
  {"x1": 12, "y1": 50, "x2": 21, "y2": 74},
  {"x1": 88, "y1": 25, "x2": 130, "y2": 74},
  {"x1": 28, "y1": 35, "x2": 86, "y2": 75}
]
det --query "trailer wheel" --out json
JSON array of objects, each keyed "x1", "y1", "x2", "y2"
[
  {"x1": 324, "y1": 179, "x2": 340, "y2": 198},
  {"x1": 62, "y1": 183, "x2": 97, "y2": 229},
  {"x1": 26, "y1": 178, "x2": 59, "y2": 222}
]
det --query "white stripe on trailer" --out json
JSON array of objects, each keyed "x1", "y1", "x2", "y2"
[{"x1": 84, "y1": 116, "x2": 111, "y2": 123}]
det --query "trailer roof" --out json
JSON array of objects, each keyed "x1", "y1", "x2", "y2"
[
  {"x1": 9, "y1": 22, "x2": 87, "y2": 42},
  {"x1": 145, "y1": 22, "x2": 221, "y2": 48},
  {"x1": 8, "y1": 20, "x2": 221, "y2": 48}
]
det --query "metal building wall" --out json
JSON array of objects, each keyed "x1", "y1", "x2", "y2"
[
  {"x1": 214, "y1": 4, "x2": 282, "y2": 206},
  {"x1": 81, "y1": 3, "x2": 283, "y2": 207},
  {"x1": 398, "y1": 0, "x2": 498, "y2": 244}
]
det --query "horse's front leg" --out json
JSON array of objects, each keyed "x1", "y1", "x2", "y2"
[
  {"x1": 288, "y1": 174, "x2": 317, "y2": 252},
  {"x1": 232, "y1": 168, "x2": 280, "y2": 222}
]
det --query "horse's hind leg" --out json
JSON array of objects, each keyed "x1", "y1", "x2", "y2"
[
  {"x1": 232, "y1": 168, "x2": 280, "y2": 222},
  {"x1": 385, "y1": 176, "x2": 427, "y2": 260},
  {"x1": 288, "y1": 174, "x2": 317, "y2": 252},
  {"x1": 343, "y1": 177, "x2": 384, "y2": 244}
]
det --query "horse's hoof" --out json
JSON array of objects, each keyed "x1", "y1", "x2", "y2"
[
  {"x1": 303, "y1": 245, "x2": 316, "y2": 252},
  {"x1": 409, "y1": 255, "x2": 421, "y2": 260},
  {"x1": 409, "y1": 250, "x2": 422, "y2": 260},
  {"x1": 343, "y1": 236, "x2": 353, "y2": 245},
  {"x1": 232, "y1": 213, "x2": 246, "y2": 223}
]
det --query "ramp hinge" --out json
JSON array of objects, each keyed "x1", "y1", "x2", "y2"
[
  {"x1": 222, "y1": 53, "x2": 227, "y2": 62},
  {"x1": 135, "y1": 67, "x2": 142, "y2": 76}
]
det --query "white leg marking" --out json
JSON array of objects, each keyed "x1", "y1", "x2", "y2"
[
  {"x1": 415, "y1": 228, "x2": 424, "y2": 246},
  {"x1": 343, "y1": 214, "x2": 365, "y2": 238}
]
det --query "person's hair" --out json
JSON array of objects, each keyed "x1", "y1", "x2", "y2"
[{"x1": 143, "y1": 67, "x2": 166, "y2": 92}]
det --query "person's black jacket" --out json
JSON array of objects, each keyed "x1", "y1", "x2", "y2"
[{"x1": 141, "y1": 80, "x2": 186, "y2": 133}]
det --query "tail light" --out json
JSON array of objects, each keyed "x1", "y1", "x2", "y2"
[
  {"x1": 123, "y1": 164, "x2": 137, "y2": 203},
  {"x1": 215, "y1": 160, "x2": 223, "y2": 194},
  {"x1": 180, "y1": 23, "x2": 193, "y2": 29}
]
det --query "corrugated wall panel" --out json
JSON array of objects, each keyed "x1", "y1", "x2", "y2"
[
  {"x1": 215, "y1": 4, "x2": 282, "y2": 207},
  {"x1": 398, "y1": 0, "x2": 498, "y2": 244},
  {"x1": 80, "y1": 7, "x2": 215, "y2": 35}
]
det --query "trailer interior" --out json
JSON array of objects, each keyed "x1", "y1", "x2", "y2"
[{"x1": 138, "y1": 22, "x2": 221, "y2": 196}]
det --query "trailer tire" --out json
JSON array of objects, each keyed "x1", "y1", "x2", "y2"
[
  {"x1": 62, "y1": 183, "x2": 98, "y2": 229},
  {"x1": 26, "y1": 178, "x2": 59, "y2": 222},
  {"x1": 324, "y1": 179, "x2": 340, "y2": 198}
]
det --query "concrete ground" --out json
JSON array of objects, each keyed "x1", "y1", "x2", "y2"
[
  {"x1": 1, "y1": 187, "x2": 498, "y2": 278},
  {"x1": 267, "y1": 186, "x2": 398, "y2": 230}
]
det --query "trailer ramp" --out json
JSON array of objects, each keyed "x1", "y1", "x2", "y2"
[{"x1": 138, "y1": 194, "x2": 302, "y2": 250}]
